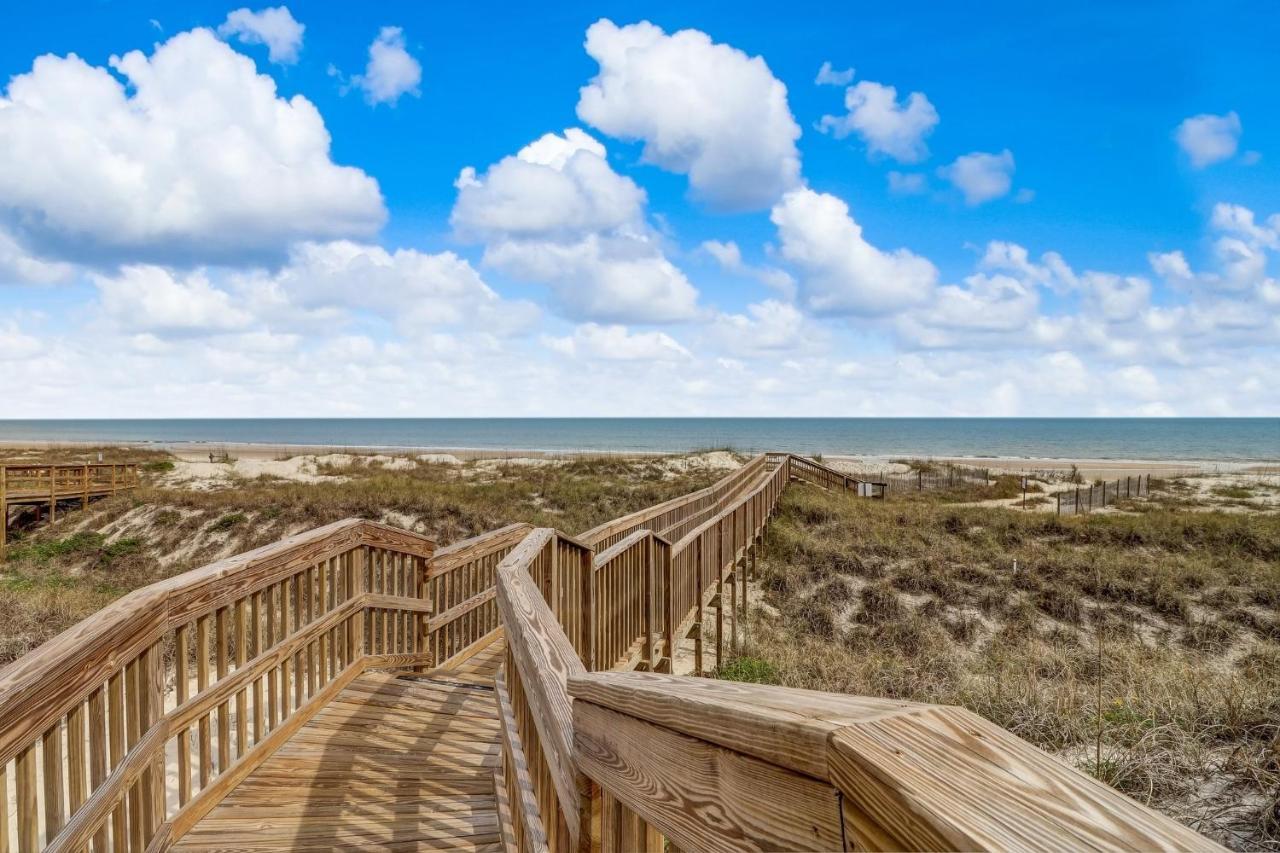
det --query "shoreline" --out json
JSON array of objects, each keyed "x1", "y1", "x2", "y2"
[{"x1": 3, "y1": 439, "x2": 1277, "y2": 477}]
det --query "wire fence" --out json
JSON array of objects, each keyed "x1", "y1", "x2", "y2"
[{"x1": 1056, "y1": 474, "x2": 1150, "y2": 515}]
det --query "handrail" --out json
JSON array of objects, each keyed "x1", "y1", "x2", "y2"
[
  {"x1": 578, "y1": 453, "x2": 769, "y2": 549},
  {"x1": 569, "y1": 672, "x2": 1213, "y2": 852}
]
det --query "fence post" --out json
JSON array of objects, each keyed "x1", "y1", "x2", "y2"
[
  {"x1": 918, "y1": 470, "x2": 923, "y2": 491},
  {"x1": 1, "y1": 465, "x2": 6, "y2": 558},
  {"x1": 1056, "y1": 492, "x2": 1061, "y2": 516},
  {"x1": 82, "y1": 464, "x2": 89, "y2": 510},
  {"x1": 48, "y1": 465, "x2": 57, "y2": 523},
  {"x1": 1075, "y1": 486, "x2": 1080, "y2": 516},
  {"x1": 1101, "y1": 480, "x2": 1106, "y2": 508}
]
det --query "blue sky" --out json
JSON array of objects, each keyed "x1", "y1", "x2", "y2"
[{"x1": 0, "y1": 2, "x2": 1276, "y2": 416}]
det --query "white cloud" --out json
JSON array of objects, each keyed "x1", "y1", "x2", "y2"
[
  {"x1": 897, "y1": 273, "x2": 1040, "y2": 347},
  {"x1": 237, "y1": 240, "x2": 538, "y2": 336},
  {"x1": 218, "y1": 6, "x2": 304, "y2": 64},
  {"x1": 1175, "y1": 112, "x2": 1241, "y2": 168},
  {"x1": 700, "y1": 239, "x2": 795, "y2": 298},
  {"x1": 351, "y1": 27, "x2": 421, "y2": 105},
  {"x1": 710, "y1": 300, "x2": 809, "y2": 354},
  {"x1": 93, "y1": 266, "x2": 252, "y2": 335},
  {"x1": 819, "y1": 80, "x2": 939, "y2": 163},
  {"x1": 770, "y1": 187, "x2": 936, "y2": 315},
  {"x1": 576, "y1": 19, "x2": 801, "y2": 210},
  {"x1": 542, "y1": 323, "x2": 690, "y2": 361},
  {"x1": 451, "y1": 128, "x2": 644, "y2": 242},
  {"x1": 937, "y1": 150, "x2": 1015, "y2": 205},
  {"x1": 453, "y1": 129, "x2": 698, "y2": 323},
  {"x1": 0, "y1": 323, "x2": 42, "y2": 360},
  {"x1": 0, "y1": 227, "x2": 74, "y2": 284},
  {"x1": 887, "y1": 171, "x2": 928, "y2": 195},
  {"x1": 815, "y1": 61, "x2": 854, "y2": 86},
  {"x1": 0, "y1": 28, "x2": 384, "y2": 266},
  {"x1": 485, "y1": 235, "x2": 698, "y2": 323}
]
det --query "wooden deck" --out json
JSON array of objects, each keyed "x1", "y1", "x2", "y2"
[{"x1": 172, "y1": 640, "x2": 506, "y2": 852}]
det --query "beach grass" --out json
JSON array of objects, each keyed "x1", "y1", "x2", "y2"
[{"x1": 724, "y1": 484, "x2": 1280, "y2": 849}]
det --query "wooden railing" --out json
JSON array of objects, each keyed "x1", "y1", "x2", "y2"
[
  {"x1": 578, "y1": 454, "x2": 773, "y2": 550},
  {"x1": 1, "y1": 463, "x2": 140, "y2": 554},
  {"x1": 0, "y1": 515, "x2": 552, "y2": 851}
]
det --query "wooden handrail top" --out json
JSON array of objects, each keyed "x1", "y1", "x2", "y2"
[
  {"x1": 429, "y1": 521, "x2": 533, "y2": 573},
  {"x1": 593, "y1": 527, "x2": 671, "y2": 567},
  {"x1": 578, "y1": 453, "x2": 768, "y2": 545},
  {"x1": 669, "y1": 460, "x2": 786, "y2": 554},
  {"x1": 570, "y1": 672, "x2": 1215, "y2": 852}
]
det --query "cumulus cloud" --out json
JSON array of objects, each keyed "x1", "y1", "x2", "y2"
[
  {"x1": 542, "y1": 323, "x2": 690, "y2": 361},
  {"x1": 451, "y1": 128, "x2": 644, "y2": 242},
  {"x1": 453, "y1": 129, "x2": 698, "y2": 323},
  {"x1": 709, "y1": 300, "x2": 809, "y2": 354},
  {"x1": 218, "y1": 6, "x2": 304, "y2": 64},
  {"x1": 93, "y1": 266, "x2": 252, "y2": 335},
  {"x1": 351, "y1": 26, "x2": 421, "y2": 105},
  {"x1": 1175, "y1": 112, "x2": 1241, "y2": 168},
  {"x1": 0, "y1": 28, "x2": 384, "y2": 266},
  {"x1": 814, "y1": 61, "x2": 854, "y2": 86},
  {"x1": 236, "y1": 240, "x2": 538, "y2": 336},
  {"x1": 770, "y1": 187, "x2": 936, "y2": 315},
  {"x1": 819, "y1": 80, "x2": 939, "y2": 163},
  {"x1": 937, "y1": 150, "x2": 1015, "y2": 205},
  {"x1": 0, "y1": 227, "x2": 74, "y2": 285},
  {"x1": 897, "y1": 273, "x2": 1041, "y2": 348},
  {"x1": 576, "y1": 19, "x2": 801, "y2": 210},
  {"x1": 485, "y1": 235, "x2": 698, "y2": 323}
]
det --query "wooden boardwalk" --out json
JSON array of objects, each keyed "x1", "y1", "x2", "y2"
[
  {"x1": 1, "y1": 462, "x2": 138, "y2": 554},
  {"x1": 173, "y1": 640, "x2": 506, "y2": 852},
  {"x1": 0, "y1": 454, "x2": 1217, "y2": 852}
]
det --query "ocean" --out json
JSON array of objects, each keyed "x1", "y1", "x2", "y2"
[{"x1": 0, "y1": 418, "x2": 1276, "y2": 461}]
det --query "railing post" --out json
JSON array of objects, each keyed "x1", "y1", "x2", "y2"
[
  {"x1": 693, "y1": 535, "x2": 704, "y2": 676},
  {"x1": 1, "y1": 465, "x2": 6, "y2": 559},
  {"x1": 644, "y1": 536, "x2": 655, "y2": 671},
  {"x1": 580, "y1": 544, "x2": 594, "y2": 671},
  {"x1": 48, "y1": 464, "x2": 56, "y2": 523},
  {"x1": 661, "y1": 543, "x2": 674, "y2": 674},
  {"x1": 82, "y1": 464, "x2": 89, "y2": 510}
]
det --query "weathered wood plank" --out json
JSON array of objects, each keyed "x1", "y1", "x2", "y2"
[{"x1": 574, "y1": 701, "x2": 843, "y2": 852}]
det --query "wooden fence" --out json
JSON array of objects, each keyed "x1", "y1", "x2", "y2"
[
  {"x1": 0, "y1": 453, "x2": 1217, "y2": 852},
  {"x1": 1057, "y1": 474, "x2": 1150, "y2": 515}
]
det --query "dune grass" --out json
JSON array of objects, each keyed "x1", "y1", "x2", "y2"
[{"x1": 726, "y1": 485, "x2": 1280, "y2": 849}]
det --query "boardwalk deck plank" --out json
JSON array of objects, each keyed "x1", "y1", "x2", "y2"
[{"x1": 172, "y1": 640, "x2": 505, "y2": 852}]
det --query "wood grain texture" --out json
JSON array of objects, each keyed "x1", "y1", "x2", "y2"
[{"x1": 574, "y1": 701, "x2": 843, "y2": 852}]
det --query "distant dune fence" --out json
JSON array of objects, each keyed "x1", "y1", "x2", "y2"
[
  {"x1": 858, "y1": 462, "x2": 991, "y2": 497},
  {"x1": 1057, "y1": 474, "x2": 1149, "y2": 515}
]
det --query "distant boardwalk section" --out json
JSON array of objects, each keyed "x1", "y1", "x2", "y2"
[{"x1": 0, "y1": 462, "x2": 139, "y2": 555}]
